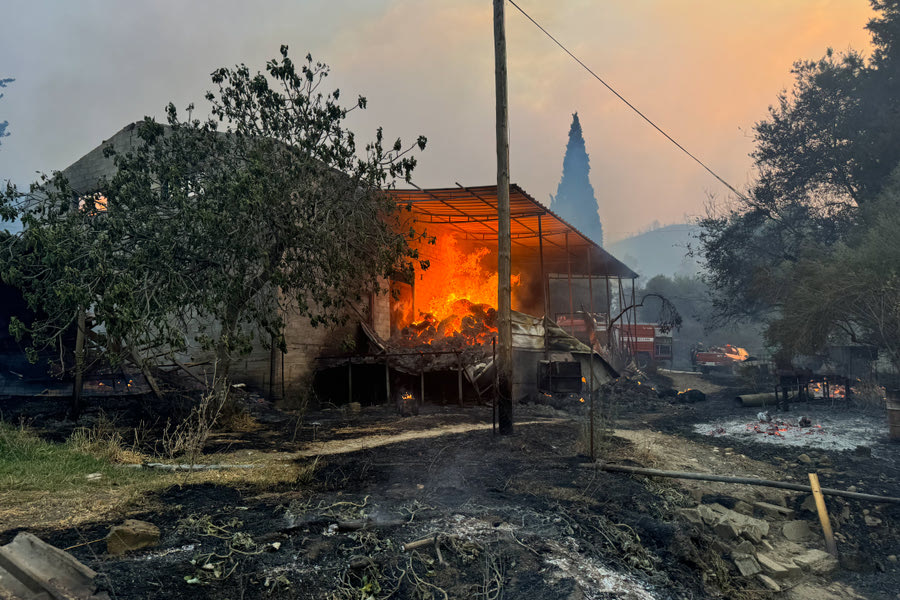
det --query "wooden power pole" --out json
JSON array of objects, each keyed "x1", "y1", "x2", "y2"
[{"x1": 493, "y1": 0, "x2": 513, "y2": 435}]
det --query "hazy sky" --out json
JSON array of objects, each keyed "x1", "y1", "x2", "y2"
[{"x1": 0, "y1": 0, "x2": 875, "y2": 242}]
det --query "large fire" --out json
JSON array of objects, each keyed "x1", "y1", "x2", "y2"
[{"x1": 393, "y1": 235, "x2": 520, "y2": 347}]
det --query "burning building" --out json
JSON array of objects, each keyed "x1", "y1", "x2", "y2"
[
  {"x1": 25, "y1": 124, "x2": 643, "y2": 408},
  {"x1": 314, "y1": 185, "x2": 641, "y2": 405}
]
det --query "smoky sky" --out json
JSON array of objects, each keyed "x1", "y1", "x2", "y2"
[{"x1": 0, "y1": 0, "x2": 874, "y2": 241}]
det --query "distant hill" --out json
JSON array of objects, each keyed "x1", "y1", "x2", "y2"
[{"x1": 607, "y1": 224, "x2": 701, "y2": 279}]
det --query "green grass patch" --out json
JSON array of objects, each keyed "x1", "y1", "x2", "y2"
[{"x1": 0, "y1": 421, "x2": 153, "y2": 492}]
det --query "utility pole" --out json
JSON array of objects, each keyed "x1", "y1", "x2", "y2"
[{"x1": 493, "y1": 0, "x2": 513, "y2": 435}]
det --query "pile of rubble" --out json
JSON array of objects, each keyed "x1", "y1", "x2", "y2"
[
  {"x1": 677, "y1": 498, "x2": 840, "y2": 593},
  {"x1": 601, "y1": 377, "x2": 708, "y2": 407}
]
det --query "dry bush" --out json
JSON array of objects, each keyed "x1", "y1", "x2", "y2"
[
  {"x1": 67, "y1": 412, "x2": 145, "y2": 464},
  {"x1": 160, "y1": 388, "x2": 227, "y2": 465},
  {"x1": 218, "y1": 404, "x2": 260, "y2": 433}
]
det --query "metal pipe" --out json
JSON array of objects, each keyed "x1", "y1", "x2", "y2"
[{"x1": 588, "y1": 463, "x2": 900, "y2": 504}]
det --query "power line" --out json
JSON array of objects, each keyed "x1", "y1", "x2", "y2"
[{"x1": 506, "y1": 0, "x2": 749, "y2": 202}]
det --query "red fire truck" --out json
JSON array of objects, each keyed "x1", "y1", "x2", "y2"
[
  {"x1": 611, "y1": 323, "x2": 673, "y2": 368},
  {"x1": 555, "y1": 314, "x2": 673, "y2": 368},
  {"x1": 690, "y1": 344, "x2": 749, "y2": 374}
]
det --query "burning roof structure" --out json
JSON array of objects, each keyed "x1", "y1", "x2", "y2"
[{"x1": 314, "y1": 184, "x2": 639, "y2": 405}]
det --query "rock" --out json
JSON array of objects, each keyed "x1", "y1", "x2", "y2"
[
  {"x1": 697, "y1": 505, "x2": 721, "y2": 526},
  {"x1": 697, "y1": 503, "x2": 769, "y2": 543},
  {"x1": 754, "y1": 501, "x2": 795, "y2": 519},
  {"x1": 847, "y1": 485, "x2": 858, "y2": 493},
  {"x1": 756, "y1": 553, "x2": 790, "y2": 579},
  {"x1": 715, "y1": 521, "x2": 741, "y2": 540},
  {"x1": 757, "y1": 573, "x2": 781, "y2": 592},
  {"x1": 864, "y1": 515, "x2": 883, "y2": 527},
  {"x1": 781, "y1": 558, "x2": 802, "y2": 579},
  {"x1": 888, "y1": 555, "x2": 897, "y2": 563},
  {"x1": 676, "y1": 508, "x2": 703, "y2": 527},
  {"x1": 797, "y1": 453, "x2": 813, "y2": 464},
  {"x1": 817, "y1": 455, "x2": 833, "y2": 467},
  {"x1": 677, "y1": 389, "x2": 706, "y2": 402},
  {"x1": 800, "y1": 495, "x2": 817, "y2": 514},
  {"x1": 733, "y1": 540, "x2": 756, "y2": 556},
  {"x1": 853, "y1": 445, "x2": 871, "y2": 457},
  {"x1": 733, "y1": 501, "x2": 754, "y2": 516},
  {"x1": 107, "y1": 519, "x2": 160, "y2": 556},
  {"x1": 794, "y1": 549, "x2": 838, "y2": 575},
  {"x1": 733, "y1": 554, "x2": 762, "y2": 577},
  {"x1": 782, "y1": 520, "x2": 811, "y2": 542}
]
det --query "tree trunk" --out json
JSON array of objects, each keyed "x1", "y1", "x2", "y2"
[{"x1": 71, "y1": 309, "x2": 86, "y2": 418}]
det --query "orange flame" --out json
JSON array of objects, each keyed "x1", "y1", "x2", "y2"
[
  {"x1": 416, "y1": 236, "x2": 519, "y2": 322},
  {"x1": 396, "y1": 235, "x2": 521, "y2": 345}
]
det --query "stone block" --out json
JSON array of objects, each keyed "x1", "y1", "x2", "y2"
[
  {"x1": 107, "y1": 519, "x2": 160, "y2": 556},
  {"x1": 782, "y1": 520, "x2": 811, "y2": 542},
  {"x1": 793, "y1": 549, "x2": 838, "y2": 575},
  {"x1": 733, "y1": 501, "x2": 754, "y2": 516},
  {"x1": 714, "y1": 521, "x2": 741, "y2": 540},
  {"x1": 756, "y1": 573, "x2": 781, "y2": 592},
  {"x1": 733, "y1": 554, "x2": 761, "y2": 577},
  {"x1": 733, "y1": 540, "x2": 756, "y2": 556},
  {"x1": 676, "y1": 508, "x2": 703, "y2": 527},
  {"x1": 754, "y1": 501, "x2": 796, "y2": 519},
  {"x1": 756, "y1": 553, "x2": 790, "y2": 579}
]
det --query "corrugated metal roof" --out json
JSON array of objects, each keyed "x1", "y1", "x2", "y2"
[{"x1": 389, "y1": 184, "x2": 638, "y2": 279}]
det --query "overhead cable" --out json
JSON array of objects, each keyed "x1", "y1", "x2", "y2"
[{"x1": 506, "y1": 0, "x2": 749, "y2": 202}]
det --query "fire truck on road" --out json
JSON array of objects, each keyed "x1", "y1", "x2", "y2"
[{"x1": 690, "y1": 344, "x2": 749, "y2": 374}]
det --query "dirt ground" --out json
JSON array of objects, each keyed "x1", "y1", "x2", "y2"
[{"x1": 2, "y1": 370, "x2": 899, "y2": 599}]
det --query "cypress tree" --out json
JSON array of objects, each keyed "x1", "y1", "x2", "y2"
[{"x1": 550, "y1": 113, "x2": 604, "y2": 246}]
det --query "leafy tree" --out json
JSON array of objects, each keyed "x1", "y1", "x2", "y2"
[
  {"x1": 698, "y1": 0, "x2": 900, "y2": 364},
  {"x1": 0, "y1": 47, "x2": 427, "y2": 403},
  {"x1": 0, "y1": 77, "x2": 13, "y2": 148},
  {"x1": 550, "y1": 113, "x2": 604, "y2": 246},
  {"x1": 766, "y1": 169, "x2": 900, "y2": 370}
]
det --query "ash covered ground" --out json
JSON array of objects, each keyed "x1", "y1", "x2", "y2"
[{"x1": 3, "y1": 370, "x2": 900, "y2": 600}]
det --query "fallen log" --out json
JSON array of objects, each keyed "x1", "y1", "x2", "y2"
[
  {"x1": 402, "y1": 534, "x2": 439, "y2": 552},
  {"x1": 583, "y1": 462, "x2": 900, "y2": 505}
]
